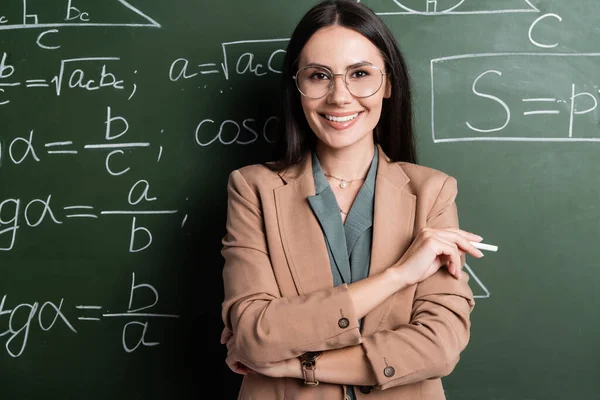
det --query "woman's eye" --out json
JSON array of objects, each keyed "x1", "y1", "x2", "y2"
[
  {"x1": 351, "y1": 70, "x2": 369, "y2": 78},
  {"x1": 311, "y1": 72, "x2": 330, "y2": 80}
]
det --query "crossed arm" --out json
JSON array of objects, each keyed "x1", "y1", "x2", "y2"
[{"x1": 220, "y1": 171, "x2": 480, "y2": 389}]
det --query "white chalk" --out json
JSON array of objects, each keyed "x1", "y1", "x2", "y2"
[{"x1": 470, "y1": 241, "x2": 498, "y2": 252}]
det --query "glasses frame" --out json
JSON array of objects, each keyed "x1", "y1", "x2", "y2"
[{"x1": 293, "y1": 62, "x2": 386, "y2": 99}]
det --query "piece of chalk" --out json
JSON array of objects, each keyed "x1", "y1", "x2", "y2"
[{"x1": 469, "y1": 241, "x2": 498, "y2": 252}]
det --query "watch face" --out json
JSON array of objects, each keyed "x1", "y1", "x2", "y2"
[{"x1": 301, "y1": 351, "x2": 321, "y2": 360}]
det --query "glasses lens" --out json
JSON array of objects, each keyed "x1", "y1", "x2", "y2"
[
  {"x1": 296, "y1": 67, "x2": 331, "y2": 98},
  {"x1": 345, "y1": 64, "x2": 384, "y2": 98}
]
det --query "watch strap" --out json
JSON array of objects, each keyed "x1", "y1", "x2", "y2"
[
  {"x1": 299, "y1": 351, "x2": 321, "y2": 386},
  {"x1": 302, "y1": 363, "x2": 319, "y2": 386}
]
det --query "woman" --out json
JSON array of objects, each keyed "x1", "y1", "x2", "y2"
[{"x1": 220, "y1": 1, "x2": 483, "y2": 399}]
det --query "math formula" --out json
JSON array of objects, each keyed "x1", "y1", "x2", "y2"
[
  {"x1": 1, "y1": 273, "x2": 178, "y2": 357},
  {"x1": 1, "y1": 0, "x2": 598, "y2": 360}
]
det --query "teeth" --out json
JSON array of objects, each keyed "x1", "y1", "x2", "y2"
[{"x1": 325, "y1": 113, "x2": 359, "y2": 122}]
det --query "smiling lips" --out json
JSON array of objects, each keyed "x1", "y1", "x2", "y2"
[{"x1": 320, "y1": 111, "x2": 363, "y2": 129}]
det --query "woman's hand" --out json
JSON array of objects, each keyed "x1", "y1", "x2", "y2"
[
  {"x1": 393, "y1": 227, "x2": 484, "y2": 285},
  {"x1": 221, "y1": 327, "x2": 256, "y2": 376},
  {"x1": 242, "y1": 358, "x2": 301, "y2": 379},
  {"x1": 221, "y1": 327, "x2": 301, "y2": 379}
]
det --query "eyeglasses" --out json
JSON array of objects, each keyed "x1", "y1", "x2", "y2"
[{"x1": 294, "y1": 62, "x2": 386, "y2": 99}]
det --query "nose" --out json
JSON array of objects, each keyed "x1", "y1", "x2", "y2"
[{"x1": 327, "y1": 73, "x2": 352, "y2": 105}]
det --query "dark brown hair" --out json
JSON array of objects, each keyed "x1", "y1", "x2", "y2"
[{"x1": 270, "y1": 0, "x2": 416, "y2": 170}]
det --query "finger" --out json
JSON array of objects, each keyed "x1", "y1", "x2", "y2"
[
  {"x1": 430, "y1": 230, "x2": 484, "y2": 258},
  {"x1": 439, "y1": 252, "x2": 462, "y2": 279},
  {"x1": 447, "y1": 249, "x2": 463, "y2": 279},
  {"x1": 439, "y1": 238, "x2": 463, "y2": 279},
  {"x1": 220, "y1": 327, "x2": 231, "y2": 344},
  {"x1": 225, "y1": 356, "x2": 240, "y2": 373},
  {"x1": 233, "y1": 366, "x2": 249, "y2": 375},
  {"x1": 225, "y1": 355, "x2": 250, "y2": 376},
  {"x1": 430, "y1": 235, "x2": 458, "y2": 257},
  {"x1": 443, "y1": 227, "x2": 483, "y2": 242},
  {"x1": 439, "y1": 255, "x2": 453, "y2": 276},
  {"x1": 233, "y1": 363, "x2": 251, "y2": 375},
  {"x1": 431, "y1": 237, "x2": 463, "y2": 278},
  {"x1": 237, "y1": 363, "x2": 258, "y2": 375}
]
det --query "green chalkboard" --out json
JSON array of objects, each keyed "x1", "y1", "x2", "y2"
[{"x1": 1, "y1": 0, "x2": 599, "y2": 399}]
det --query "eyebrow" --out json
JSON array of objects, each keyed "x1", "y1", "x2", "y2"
[{"x1": 302, "y1": 61, "x2": 373, "y2": 70}]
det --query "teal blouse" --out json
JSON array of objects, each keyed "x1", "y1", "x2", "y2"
[{"x1": 307, "y1": 148, "x2": 378, "y2": 400}]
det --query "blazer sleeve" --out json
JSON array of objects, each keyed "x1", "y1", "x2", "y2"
[
  {"x1": 221, "y1": 169, "x2": 361, "y2": 365},
  {"x1": 361, "y1": 175, "x2": 476, "y2": 390}
]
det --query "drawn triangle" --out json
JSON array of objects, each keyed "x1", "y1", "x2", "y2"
[
  {"x1": 360, "y1": 0, "x2": 538, "y2": 15},
  {"x1": 463, "y1": 263, "x2": 490, "y2": 299},
  {"x1": 58, "y1": 0, "x2": 160, "y2": 27},
  {"x1": 0, "y1": 0, "x2": 160, "y2": 29}
]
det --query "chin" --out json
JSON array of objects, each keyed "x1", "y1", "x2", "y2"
[{"x1": 319, "y1": 132, "x2": 373, "y2": 151}]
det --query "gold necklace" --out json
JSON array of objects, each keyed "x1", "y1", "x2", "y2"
[{"x1": 323, "y1": 173, "x2": 365, "y2": 189}]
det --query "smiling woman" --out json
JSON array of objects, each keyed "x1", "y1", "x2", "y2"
[
  {"x1": 220, "y1": 1, "x2": 483, "y2": 399},
  {"x1": 295, "y1": 26, "x2": 391, "y2": 156}
]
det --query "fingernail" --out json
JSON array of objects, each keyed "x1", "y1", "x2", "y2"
[{"x1": 478, "y1": 250, "x2": 485, "y2": 257}]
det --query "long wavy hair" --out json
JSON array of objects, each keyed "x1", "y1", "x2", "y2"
[{"x1": 269, "y1": 0, "x2": 416, "y2": 170}]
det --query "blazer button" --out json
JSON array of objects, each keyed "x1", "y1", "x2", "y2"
[
  {"x1": 383, "y1": 366, "x2": 395, "y2": 377},
  {"x1": 338, "y1": 317, "x2": 349, "y2": 329},
  {"x1": 359, "y1": 386, "x2": 373, "y2": 394}
]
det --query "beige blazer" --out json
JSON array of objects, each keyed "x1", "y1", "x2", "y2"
[{"x1": 221, "y1": 145, "x2": 475, "y2": 399}]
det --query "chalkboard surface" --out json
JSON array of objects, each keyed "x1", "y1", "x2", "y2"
[{"x1": 1, "y1": 1, "x2": 599, "y2": 399}]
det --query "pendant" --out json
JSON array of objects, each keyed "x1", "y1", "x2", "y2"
[{"x1": 339, "y1": 180, "x2": 349, "y2": 189}]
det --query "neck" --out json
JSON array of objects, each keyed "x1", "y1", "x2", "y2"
[{"x1": 316, "y1": 140, "x2": 376, "y2": 180}]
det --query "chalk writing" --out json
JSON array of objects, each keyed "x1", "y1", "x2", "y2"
[
  {"x1": 168, "y1": 39, "x2": 288, "y2": 84},
  {"x1": 0, "y1": 190, "x2": 178, "y2": 252},
  {"x1": 362, "y1": 0, "x2": 539, "y2": 16},
  {"x1": 0, "y1": 273, "x2": 179, "y2": 357},
  {"x1": 0, "y1": 0, "x2": 160, "y2": 30},
  {"x1": 0, "y1": 106, "x2": 160, "y2": 176},
  {"x1": 0, "y1": 55, "x2": 136, "y2": 105},
  {"x1": 431, "y1": 53, "x2": 600, "y2": 142}
]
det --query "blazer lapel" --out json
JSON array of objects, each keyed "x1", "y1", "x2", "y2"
[
  {"x1": 274, "y1": 155, "x2": 335, "y2": 294},
  {"x1": 361, "y1": 146, "x2": 416, "y2": 335}
]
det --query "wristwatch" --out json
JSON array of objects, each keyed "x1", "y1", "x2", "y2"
[{"x1": 298, "y1": 351, "x2": 322, "y2": 386}]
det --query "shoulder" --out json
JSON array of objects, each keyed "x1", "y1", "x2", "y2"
[
  {"x1": 234, "y1": 163, "x2": 280, "y2": 180},
  {"x1": 395, "y1": 162, "x2": 457, "y2": 195},
  {"x1": 227, "y1": 163, "x2": 284, "y2": 194},
  {"x1": 389, "y1": 161, "x2": 460, "y2": 221}
]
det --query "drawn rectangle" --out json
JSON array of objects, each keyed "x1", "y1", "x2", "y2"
[{"x1": 431, "y1": 53, "x2": 600, "y2": 143}]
